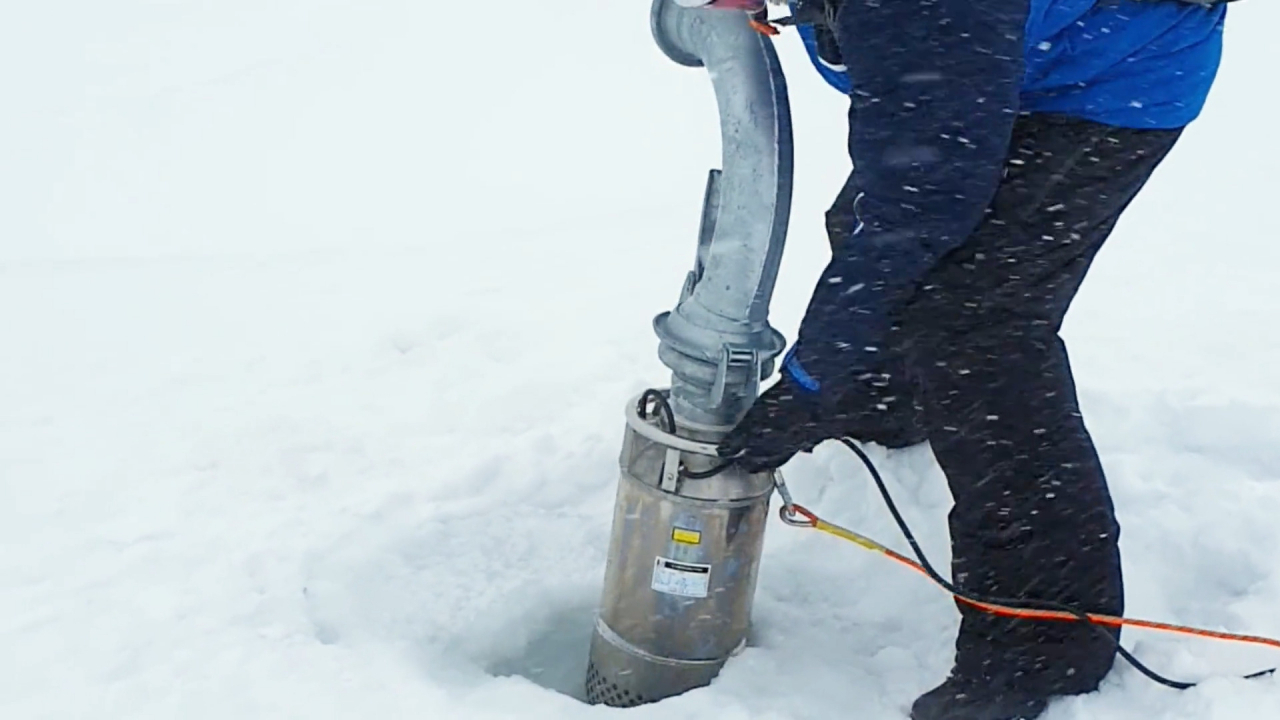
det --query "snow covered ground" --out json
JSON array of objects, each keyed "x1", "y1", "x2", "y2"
[{"x1": 3, "y1": 2, "x2": 1279, "y2": 718}]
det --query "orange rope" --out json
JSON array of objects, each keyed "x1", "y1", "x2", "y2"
[
  {"x1": 786, "y1": 503, "x2": 1280, "y2": 652},
  {"x1": 748, "y1": 17, "x2": 781, "y2": 36}
]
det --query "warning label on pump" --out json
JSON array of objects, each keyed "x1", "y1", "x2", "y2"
[
  {"x1": 672, "y1": 527, "x2": 702, "y2": 545},
  {"x1": 651, "y1": 557, "x2": 711, "y2": 599}
]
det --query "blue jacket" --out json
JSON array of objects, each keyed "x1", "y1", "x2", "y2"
[
  {"x1": 799, "y1": 1, "x2": 1227, "y2": 129},
  {"x1": 786, "y1": 0, "x2": 1226, "y2": 394}
]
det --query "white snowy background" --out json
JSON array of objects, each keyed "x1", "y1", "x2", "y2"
[{"x1": 3, "y1": 2, "x2": 1278, "y2": 719}]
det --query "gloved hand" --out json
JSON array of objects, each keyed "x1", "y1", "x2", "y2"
[
  {"x1": 716, "y1": 373, "x2": 831, "y2": 474},
  {"x1": 718, "y1": 363, "x2": 928, "y2": 473}
]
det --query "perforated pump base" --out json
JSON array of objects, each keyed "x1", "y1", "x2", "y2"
[
  {"x1": 585, "y1": 622, "x2": 725, "y2": 707},
  {"x1": 585, "y1": 662, "x2": 651, "y2": 708}
]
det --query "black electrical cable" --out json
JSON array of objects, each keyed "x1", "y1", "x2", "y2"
[
  {"x1": 835, "y1": 436, "x2": 1276, "y2": 691},
  {"x1": 637, "y1": 389, "x2": 677, "y2": 434},
  {"x1": 664, "y1": 386, "x2": 1278, "y2": 691}
]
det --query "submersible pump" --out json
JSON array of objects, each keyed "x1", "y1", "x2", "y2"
[{"x1": 584, "y1": 0, "x2": 794, "y2": 706}]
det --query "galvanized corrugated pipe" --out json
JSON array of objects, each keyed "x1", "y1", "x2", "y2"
[{"x1": 650, "y1": 0, "x2": 794, "y2": 429}]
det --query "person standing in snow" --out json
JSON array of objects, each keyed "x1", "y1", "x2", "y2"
[{"x1": 708, "y1": 1, "x2": 1230, "y2": 718}]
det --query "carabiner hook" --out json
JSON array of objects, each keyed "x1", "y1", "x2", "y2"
[{"x1": 774, "y1": 471, "x2": 817, "y2": 527}]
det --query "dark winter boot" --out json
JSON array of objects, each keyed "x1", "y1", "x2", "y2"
[{"x1": 910, "y1": 676, "x2": 1049, "y2": 720}]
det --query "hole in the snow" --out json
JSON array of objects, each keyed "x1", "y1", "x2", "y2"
[{"x1": 485, "y1": 603, "x2": 596, "y2": 703}]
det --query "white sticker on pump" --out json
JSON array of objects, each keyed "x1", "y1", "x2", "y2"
[{"x1": 651, "y1": 557, "x2": 712, "y2": 599}]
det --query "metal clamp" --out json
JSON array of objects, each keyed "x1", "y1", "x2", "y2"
[
  {"x1": 660, "y1": 447, "x2": 683, "y2": 493},
  {"x1": 710, "y1": 345, "x2": 762, "y2": 408},
  {"x1": 768, "y1": 468, "x2": 798, "y2": 517}
]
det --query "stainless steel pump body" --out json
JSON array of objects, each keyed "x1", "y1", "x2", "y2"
[{"x1": 586, "y1": 397, "x2": 775, "y2": 706}]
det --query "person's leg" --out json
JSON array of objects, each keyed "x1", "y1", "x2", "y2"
[{"x1": 898, "y1": 114, "x2": 1182, "y2": 717}]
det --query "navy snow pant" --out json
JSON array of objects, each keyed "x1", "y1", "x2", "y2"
[{"x1": 829, "y1": 113, "x2": 1182, "y2": 696}]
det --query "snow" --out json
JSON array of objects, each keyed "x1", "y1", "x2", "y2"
[{"x1": 2, "y1": 2, "x2": 1278, "y2": 719}]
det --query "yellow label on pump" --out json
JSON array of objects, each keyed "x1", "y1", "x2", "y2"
[{"x1": 672, "y1": 528, "x2": 702, "y2": 545}]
